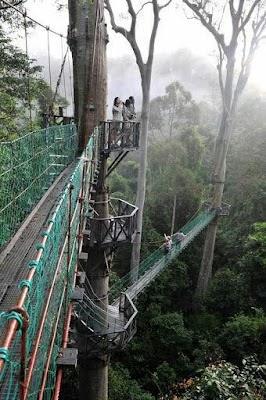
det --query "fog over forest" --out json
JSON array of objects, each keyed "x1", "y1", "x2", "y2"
[
  {"x1": 107, "y1": 48, "x2": 219, "y2": 116},
  {"x1": 38, "y1": 46, "x2": 264, "y2": 122}
]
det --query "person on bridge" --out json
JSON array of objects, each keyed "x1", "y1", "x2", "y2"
[
  {"x1": 176, "y1": 230, "x2": 187, "y2": 242},
  {"x1": 163, "y1": 234, "x2": 172, "y2": 254}
]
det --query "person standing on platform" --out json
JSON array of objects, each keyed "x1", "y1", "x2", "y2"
[
  {"x1": 128, "y1": 96, "x2": 136, "y2": 120},
  {"x1": 111, "y1": 97, "x2": 123, "y2": 146}
]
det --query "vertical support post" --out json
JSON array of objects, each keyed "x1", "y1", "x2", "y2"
[{"x1": 170, "y1": 194, "x2": 177, "y2": 237}]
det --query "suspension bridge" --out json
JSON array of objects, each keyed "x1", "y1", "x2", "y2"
[
  {"x1": 0, "y1": 2, "x2": 231, "y2": 399},
  {"x1": 0, "y1": 121, "x2": 229, "y2": 399}
]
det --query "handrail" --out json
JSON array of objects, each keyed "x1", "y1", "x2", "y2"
[
  {"x1": 109, "y1": 208, "x2": 217, "y2": 304},
  {"x1": 0, "y1": 132, "x2": 95, "y2": 399}
]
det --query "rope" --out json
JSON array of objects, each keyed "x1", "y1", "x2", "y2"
[
  {"x1": 67, "y1": 52, "x2": 74, "y2": 111},
  {"x1": 0, "y1": 348, "x2": 9, "y2": 362},
  {"x1": 0, "y1": 311, "x2": 23, "y2": 330},
  {"x1": 23, "y1": 10, "x2": 33, "y2": 131},
  {"x1": 0, "y1": 0, "x2": 67, "y2": 38},
  {"x1": 47, "y1": 27, "x2": 53, "y2": 94},
  {"x1": 60, "y1": 35, "x2": 67, "y2": 104},
  {"x1": 51, "y1": 47, "x2": 69, "y2": 112},
  {"x1": 28, "y1": 260, "x2": 39, "y2": 269},
  {"x1": 18, "y1": 279, "x2": 32, "y2": 291}
]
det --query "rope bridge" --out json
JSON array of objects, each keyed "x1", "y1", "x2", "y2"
[
  {"x1": 110, "y1": 208, "x2": 217, "y2": 305},
  {"x1": 0, "y1": 122, "x2": 220, "y2": 398},
  {"x1": 71, "y1": 207, "x2": 218, "y2": 355},
  {"x1": 0, "y1": 125, "x2": 100, "y2": 399}
]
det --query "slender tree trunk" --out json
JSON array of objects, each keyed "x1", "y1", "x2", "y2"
[
  {"x1": 104, "y1": 0, "x2": 171, "y2": 276},
  {"x1": 194, "y1": 96, "x2": 233, "y2": 305},
  {"x1": 170, "y1": 194, "x2": 177, "y2": 236},
  {"x1": 130, "y1": 83, "x2": 150, "y2": 274}
]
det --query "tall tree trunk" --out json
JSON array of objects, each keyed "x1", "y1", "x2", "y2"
[
  {"x1": 68, "y1": 0, "x2": 96, "y2": 151},
  {"x1": 182, "y1": 0, "x2": 266, "y2": 307},
  {"x1": 130, "y1": 83, "x2": 150, "y2": 274},
  {"x1": 68, "y1": 1, "x2": 109, "y2": 398},
  {"x1": 80, "y1": 160, "x2": 110, "y2": 400},
  {"x1": 194, "y1": 97, "x2": 233, "y2": 305},
  {"x1": 104, "y1": 0, "x2": 172, "y2": 275}
]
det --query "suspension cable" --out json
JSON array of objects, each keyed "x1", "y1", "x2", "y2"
[
  {"x1": 23, "y1": 10, "x2": 32, "y2": 131},
  {"x1": 1, "y1": 0, "x2": 67, "y2": 38},
  {"x1": 67, "y1": 52, "x2": 74, "y2": 113},
  {"x1": 60, "y1": 35, "x2": 67, "y2": 104},
  {"x1": 51, "y1": 46, "x2": 69, "y2": 112},
  {"x1": 46, "y1": 27, "x2": 52, "y2": 92}
]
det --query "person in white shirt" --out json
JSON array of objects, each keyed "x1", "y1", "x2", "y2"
[
  {"x1": 176, "y1": 230, "x2": 187, "y2": 242},
  {"x1": 111, "y1": 97, "x2": 123, "y2": 146},
  {"x1": 164, "y1": 234, "x2": 172, "y2": 254}
]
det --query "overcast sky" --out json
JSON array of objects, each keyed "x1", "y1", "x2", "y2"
[{"x1": 21, "y1": 0, "x2": 266, "y2": 112}]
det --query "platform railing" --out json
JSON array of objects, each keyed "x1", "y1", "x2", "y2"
[
  {"x1": 100, "y1": 121, "x2": 140, "y2": 152},
  {"x1": 73, "y1": 292, "x2": 138, "y2": 355},
  {"x1": 89, "y1": 198, "x2": 138, "y2": 246}
]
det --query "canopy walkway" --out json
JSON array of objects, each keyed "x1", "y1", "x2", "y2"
[
  {"x1": 110, "y1": 208, "x2": 217, "y2": 305},
  {"x1": 71, "y1": 207, "x2": 219, "y2": 356},
  {"x1": 0, "y1": 121, "x2": 226, "y2": 398}
]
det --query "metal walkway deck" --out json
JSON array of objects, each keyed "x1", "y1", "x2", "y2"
[{"x1": 0, "y1": 161, "x2": 78, "y2": 312}]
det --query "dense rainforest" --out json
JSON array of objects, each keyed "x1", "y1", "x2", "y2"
[
  {"x1": 1, "y1": 3, "x2": 266, "y2": 400},
  {"x1": 105, "y1": 83, "x2": 266, "y2": 399}
]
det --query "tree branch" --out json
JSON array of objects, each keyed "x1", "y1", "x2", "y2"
[
  {"x1": 136, "y1": 1, "x2": 153, "y2": 16},
  {"x1": 183, "y1": 0, "x2": 227, "y2": 53},
  {"x1": 231, "y1": 9, "x2": 266, "y2": 115},
  {"x1": 158, "y1": 0, "x2": 173, "y2": 11},
  {"x1": 239, "y1": 0, "x2": 261, "y2": 32},
  {"x1": 104, "y1": 0, "x2": 144, "y2": 68}
]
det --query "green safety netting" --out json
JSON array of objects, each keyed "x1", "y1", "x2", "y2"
[
  {"x1": 0, "y1": 120, "x2": 217, "y2": 399},
  {"x1": 73, "y1": 208, "x2": 217, "y2": 335},
  {"x1": 0, "y1": 125, "x2": 78, "y2": 249},
  {"x1": 109, "y1": 209, "x2": 217, "y2": 304},
  {"x1": 0, "y1": 127, "x2": 100, "y2": 399}
]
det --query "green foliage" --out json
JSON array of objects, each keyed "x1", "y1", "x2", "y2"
[
  {"x1": 0, "y1": 26, "x2": 46, "y2": 138},
  {"x1": 178, "y1": 358, "x2": 266, "y2": 400},
  {"x1": 205, "y1": 268, "x2": 249, "y2": 318},
  {"x1": 109, "y1": 159, "x2": 138, "y2": 200},
  {"x1": 151, "y1": 312, "x2": 192, "y2": 352},
  {"x1": 109, "y1": 363, "x2": 155, "y2": 400},
  {"x1": 110, "y1": 85, "x2": 266, "y2": 400},
  {"x1": 149, "y1": 81, "x2": 200, "y2": 139},
  {"x1": 59, "y1": 368, "x2": 79, "y2": 399},
  {"x1": 225, "y1": 94, "x2": 266, "y2": 228},
  {"x1": 0, "y1": 22, "x2": 69, "y2": 139},
  {"x1": 241, "y1": 223, "x2": 266, "y2": 310},
  {"x1": 186, "y1": 313, "x2": 223, "y2": 369},
  {"x1": 244, "y1": 222, "x2": 266, "y2": 269},
  {"x1": 146, "y1": 129, "x2": 206, "y2": 234},
  {"x1": 218, "y1": 313, "x2": 266, "y2": 365},
  {"x1": 155, "y1": 362, "x2": 176, "y2": 394}
]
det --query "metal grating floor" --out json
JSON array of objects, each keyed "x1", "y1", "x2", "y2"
[{"x1": 0, "y1": 161, "x2": 77, "y2": 311}]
